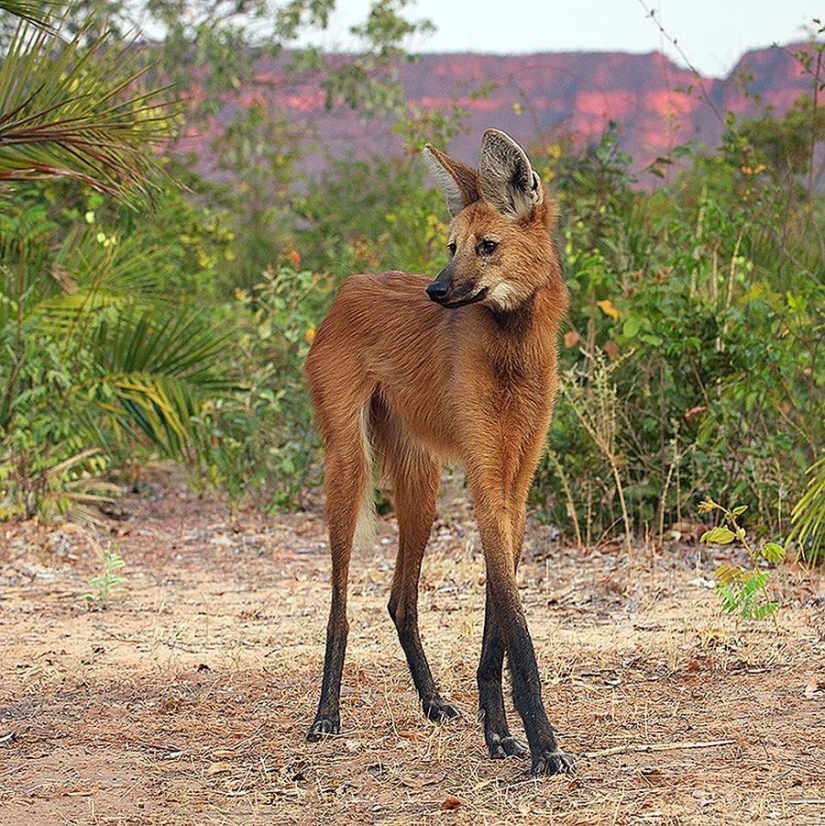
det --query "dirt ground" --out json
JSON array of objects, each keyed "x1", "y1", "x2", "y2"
[{"x1": 1, "y1": 466, "x2": 824, "y2": 826}]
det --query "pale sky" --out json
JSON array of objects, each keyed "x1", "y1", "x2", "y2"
[{"x1": 297, "y1": 0, "x2": 819, "y2": 78}]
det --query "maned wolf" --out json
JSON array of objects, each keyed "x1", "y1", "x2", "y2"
[{"x1": 304, "y1": 129, "x2": 573, "y2": 775}]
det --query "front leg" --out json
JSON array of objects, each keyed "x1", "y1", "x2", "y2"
[
  {"x1": 477, "y1": 510, "x2": 575, "y2": 775},
  {"x1": 478, "y1": 586, "x2": 528, "y2": 759},
  {"x1": 497, "y1": 590, "x2": 574, "y2": 774}
]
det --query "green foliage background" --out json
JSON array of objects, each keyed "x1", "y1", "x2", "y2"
[{"x1": 0, "y1": 1, "x2": 823, "y2": 558}]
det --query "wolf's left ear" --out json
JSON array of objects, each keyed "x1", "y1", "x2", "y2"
[
  {"x1": 423, "y1": 143, "x2": 480, "y2": 218},
  {"x1": 478, "y1": 129, "x2": 543, "y2": 220}
]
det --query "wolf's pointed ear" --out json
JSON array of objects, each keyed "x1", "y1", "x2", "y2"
[
  {"x1": 478, "y1": 129, "x2": 543, "y2": 220},
  {"x1": 423, "y1": 143, "x2": 480, "y2": 217}
]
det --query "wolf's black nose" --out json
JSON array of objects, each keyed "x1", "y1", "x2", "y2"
[{"x1": 426, "y1": 281, "x2": 449, "y2": 302}]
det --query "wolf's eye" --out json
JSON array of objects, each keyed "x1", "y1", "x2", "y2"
[
  {"x1": 478, "y1": 239, "x2": 498, "y2": 255},
  {"x1": 447, "y1": 241, "x2": 457, "y2": 257}
]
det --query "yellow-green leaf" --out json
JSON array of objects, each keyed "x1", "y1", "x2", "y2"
[
  {"x1": 761, "y1": 542, "x2": 786, "y2": 563},
  {"x1": 715, "y1": 564, "x2": 744, "y2": 585},
  {"x1": 701, "y1": 526, "x2": 737, "y2": 545}
]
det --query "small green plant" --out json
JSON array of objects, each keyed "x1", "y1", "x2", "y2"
[
  {"x1": 699, "y1": 497, "x2": 786, "y2": 622},
  {"x1": 83, "y1": 542, "x2": 127, "y2": 607}
]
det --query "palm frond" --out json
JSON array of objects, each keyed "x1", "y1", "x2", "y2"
[
  {"x1": 0, "y1": 21, "x2": 178, "y2": 201},
  {"x1": 38, "y1": 232, "x2": 176, "y2": 322},
  {"x1": 789, "y1": 456, "x2": 825, "y2": 562},
  {"x1": 101, "y1": 373, "x2": 196, "y2": 456},
  {"x1": 84, "y1": 308, "x2": 240, "y2": 458},
  {"x1": 1, "y1": 204, "x2": 189, "y2": 337},
  {"x1": 98, "y1": 309, "x2": 239, "y2": 391},
  {"x1": 0, "y1": 0, "x2": 59, "y2": 31}
]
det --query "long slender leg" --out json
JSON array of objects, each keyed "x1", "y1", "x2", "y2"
[
  {"x1": 473, "y1": 494, "x2": 573, "y2": 775},
  {"x1": 386, "y1": 448, "x2": 460, "y2": 721},
  {"x1": 477, "y1": 586, "x2": 528, "y2": 758},
  {"x1": 478, "y1": 493, "x2": 532, "y2": 757},
  {"x1": 307, "y1": 430, "x2": 370, "y2": 740}
]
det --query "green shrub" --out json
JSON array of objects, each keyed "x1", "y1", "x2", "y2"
[{"x1": 534, "y1": 117, "x2": 823, "y2": 546}]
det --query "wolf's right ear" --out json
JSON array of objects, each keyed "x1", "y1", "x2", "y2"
[
  {"x1": 423, "y1": 144, "x2": 480, "y2": 218},
  {"x1": 478, "y1": 129, "x2": 543, "y2": 220}
]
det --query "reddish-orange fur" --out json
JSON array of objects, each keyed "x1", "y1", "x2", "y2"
[{"x1": 304, "y1": 130, "x2": 574, "y2": 775}]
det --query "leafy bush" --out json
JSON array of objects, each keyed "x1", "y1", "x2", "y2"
[
  {"x1": 789, "y1": 457, "x2": 825, "y2": 563},
  {"x1": 295, "y1": 152, "x2": 447, "y2": 279},
  {"x1": 534, "y1": 115, "x2": 823, "y2": 551},
  {"x1": 699, "y1": 497, "x2": 786, "y2": 622},
  {"x1": 0, "y1": 187, "x2": 237, "y2": 519},
  {"x1": 199, "y1": 261, "x2": 332, "y2": 510}
]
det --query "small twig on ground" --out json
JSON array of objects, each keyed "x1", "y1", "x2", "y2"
[{"x1": 582, "y1": 738, "x2": 736, "y2": 758}]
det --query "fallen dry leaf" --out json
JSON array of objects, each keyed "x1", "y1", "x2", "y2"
[{"x1": 440, "y1": 795, "x2": 461, "y2": 811}]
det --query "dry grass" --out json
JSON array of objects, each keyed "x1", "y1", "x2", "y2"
[{"x1": 1, "y1": 468, "x2": 823, "y2": 825}]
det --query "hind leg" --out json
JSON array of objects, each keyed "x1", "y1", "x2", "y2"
[
  {"x1": 383, "y1": 439, "x2": 458, "y2": 722},
  {"x1": 307, "y1": 417, "x2": 372, "y2": 740}
]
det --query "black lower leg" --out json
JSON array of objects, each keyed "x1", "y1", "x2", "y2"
[
  {"x1": 390, "y1": 598, "x2": 460, "y2": 721},
  {"x1": 308, "y1": 590, "x2": 348, "y2": 739},
  {"x1": 477, "y1": 593, "x2": 527, "y2": 758},
  {"x1": 387, "y1": 454, "x2": 458, "y2": 723},
  {"x1": 502, "y1": 607, "x2": 574, "y2": 775}
]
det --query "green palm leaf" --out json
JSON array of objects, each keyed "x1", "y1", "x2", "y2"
[
  {"x1": 98, "y1": 309, "x2": 236, "y2": 388},
  {"x1": 87, "y1": 308, "x2": 239, "y2": 458},
  {"x1": 0, "y1": 20, "x2": 177, "y2": 200},
  {"x1": 98, "y1": 373, "x2": 197, "y2": 457},
  {"x1": 37, "y1": 233, "x2": 176, "y2": 328},
  {"x1": 789, "y1": 457, "x2": 825, "y2": 561},
  {"x1": 0, "y1": 0, "x2": 58, "y2": 31},
  {"x1": 0, "y1": 208, "x2": 174, "y2": 341}
]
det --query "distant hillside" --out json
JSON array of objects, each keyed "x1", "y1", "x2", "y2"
[{"x1": 182, "y1": 42, "x2": 816, "y2": 182}]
